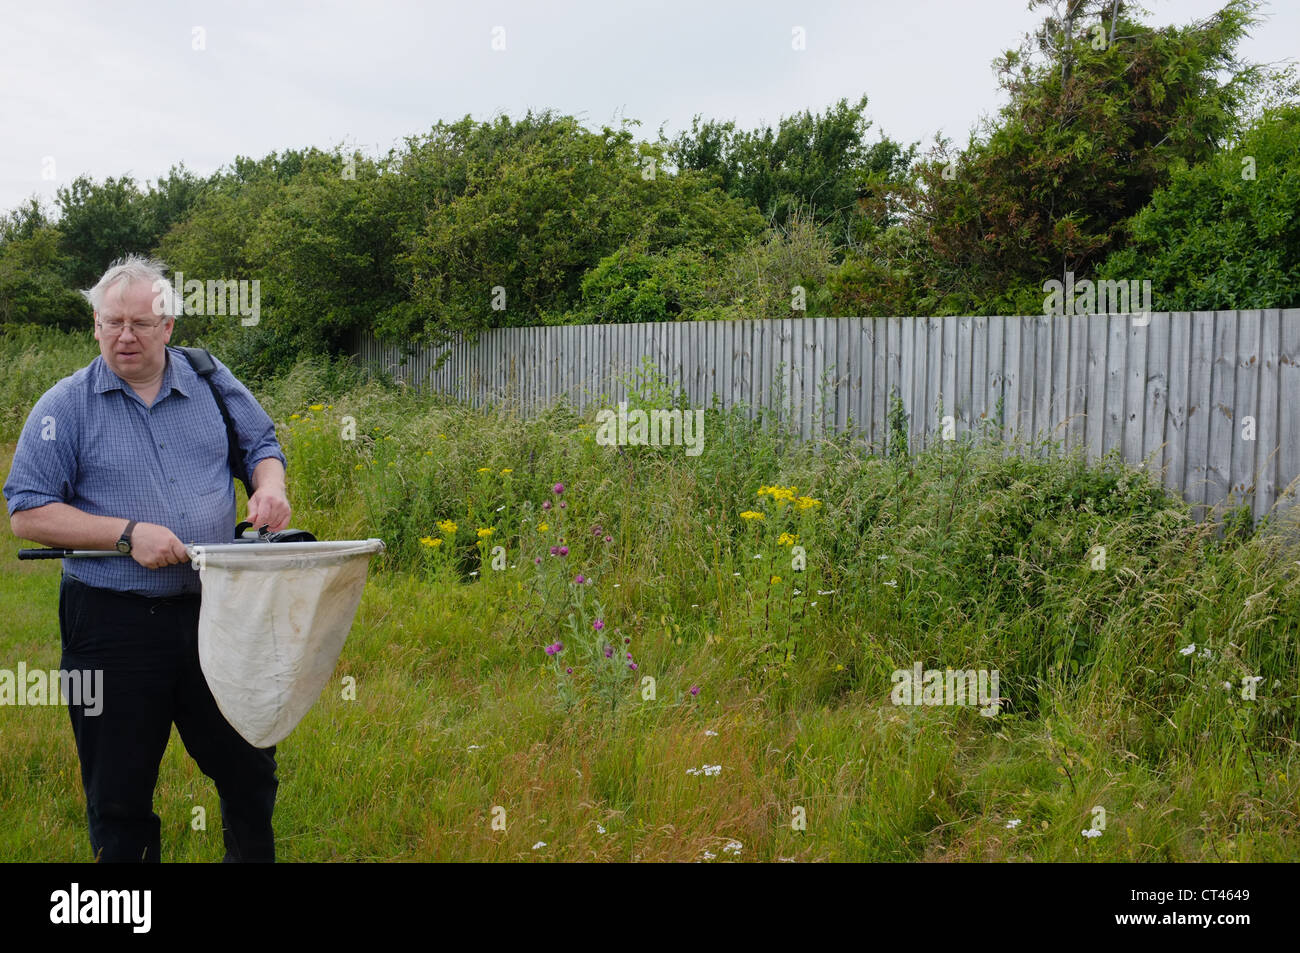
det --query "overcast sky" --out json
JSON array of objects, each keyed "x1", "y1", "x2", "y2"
[{"x1": 1, "y1": 0, "x2": 1295, "y2": 215}]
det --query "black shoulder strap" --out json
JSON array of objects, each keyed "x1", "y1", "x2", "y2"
[{"x1": 175, "y1": 347, "x2": 254, "y2": 498}]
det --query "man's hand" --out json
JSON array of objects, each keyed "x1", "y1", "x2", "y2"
[
  {"x1": 131, "y1": 522, "x2": 190, "y2": 569},
  {"x1": 246, "y1": 484, "x2": 292, "y2": 532}
]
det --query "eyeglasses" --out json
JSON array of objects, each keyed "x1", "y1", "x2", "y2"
[{"x1": 96, "y1": 317, "x2": 168, "y2": 335}]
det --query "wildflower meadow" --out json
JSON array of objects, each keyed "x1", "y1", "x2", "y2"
[{"x1": 2, "y1": 328, "x2": 1298, "y2": 862}]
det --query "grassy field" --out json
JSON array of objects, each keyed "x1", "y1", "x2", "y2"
[{"x1": 2, "y1": 327, "x2": 1299, "y2": 861}]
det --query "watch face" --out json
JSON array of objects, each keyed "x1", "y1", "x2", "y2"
[{"x1": 117, "y1": 539, "x2": 131, "y2": 554}]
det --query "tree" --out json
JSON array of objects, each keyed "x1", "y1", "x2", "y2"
[
  {"x1": 892, "y1": 0, "x2": 1265, "y2": 315},
  {"x1": 55, "y1": 175, "x2": 152, "y2": 287},
  {"x1": 392, "y1": 115, "x2": 765, "y2": 342},
  {"x1": 666, "y1": 95, "x2": 915, "y2": 248},
  {"x1": 1099, "y1": 105, "x2": 1300, "y2": 310}
]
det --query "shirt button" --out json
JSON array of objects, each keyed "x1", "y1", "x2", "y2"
[
  {"x1": 159, "y1": 442, "x2": 165, "y2": 448},
  {"x1": 170, "y1": 478, "x2": 176, "y2": 483}
]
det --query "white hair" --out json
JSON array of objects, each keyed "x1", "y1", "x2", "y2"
[{"x1": 80, "y1": 254, "x2": 179, "y2": 319}]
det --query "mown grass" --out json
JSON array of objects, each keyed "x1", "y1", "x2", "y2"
[{"x1": 1, "y1": 327, "x2": 1298, "y2": 861}]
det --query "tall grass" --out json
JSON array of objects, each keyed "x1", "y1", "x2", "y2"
[{"x1": 1, "y1": 342, "x2": 1298, "y2": 861}]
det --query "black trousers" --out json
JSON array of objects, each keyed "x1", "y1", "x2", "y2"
[{"x1": 58, "y1": 574, "x2": 278, "y2": 862}]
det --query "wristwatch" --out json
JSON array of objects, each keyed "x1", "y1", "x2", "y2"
[{"x1": 116, "y1": 520, "x2": 138, "y2": 555}]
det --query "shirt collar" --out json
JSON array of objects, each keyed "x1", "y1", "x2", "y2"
[{"x1": 91, "y1": 349, "x2": 192, "y2": 400}]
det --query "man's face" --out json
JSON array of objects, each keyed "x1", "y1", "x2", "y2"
[{"x1": 93, "y1": 279, "x2": 175, "y2": 382}]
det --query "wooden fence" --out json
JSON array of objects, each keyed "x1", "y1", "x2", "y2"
[{"x1": 354, "y1": 310, "x2": 1300, "y2": 523}]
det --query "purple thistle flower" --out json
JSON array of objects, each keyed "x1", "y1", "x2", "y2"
[
  {"x1": 628, "y1": 662, "x2": 638, "y2": 671},
  {"x1": 624, "y1": 637, "x2": 631, "y2": 644},
  {"x1": 603, "y1": 535, "x2": 613, "y2": 543},
  {"x1": 534, "y1": 556, "x2": 543, "y2": 565},
  {"x1": 603, "y1": 645, "x2": 613, "y2": 658},
  {"x1": 574, "y1": 574, "x2": 586, "y2": 584},
  {"x1": 545, "y1": 643, "x2": 558, "y2": 656},
  {"x1": 553, "y1": 483, "x2": 564, "y2": 495},
  {"x1": 542, "y1": 500, "x2": 551, "y2": 510},
  {"x1": 565, "y1": 667, "x2": 573, "y2": 675},
  {"x1": 689, "y1": 685, "x2": 700, "y2": 697},
  {"x1": 593, "y1": 619, "x2": 605, "y2": 631},
  {"x1": 626, "y1": 652, "x2": 632, "y2": 660},
  {"x1": 558, "y1": 546, "x2": 569, "y2": 556},
  {"x1": 559, "y1": 501, "x2": 567, "y2": 509},
  {"x1": 549, "y1": 546, "x2": 558, "y2": 555}
]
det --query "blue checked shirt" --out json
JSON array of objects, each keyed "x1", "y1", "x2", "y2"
[{"x1": 3, "y1": 347, "x2": 286, "y2": 597}]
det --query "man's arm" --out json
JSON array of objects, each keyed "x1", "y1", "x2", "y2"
[
  {"x1": 10, "y1": 503, "x2": 190, "y2": 568},
  {"x1": 246, "y1": 457, "x2": 291, "y2": 531},
  {"x1": 205, "y1": 354, "x2": 291, "y2": 532}
]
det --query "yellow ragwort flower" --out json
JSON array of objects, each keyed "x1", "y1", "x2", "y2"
[
  {"x1": 795, "y1": 496, "x2": 821, "y2": 510},
  {"x1": 777, "y1": 532, "x2": 797, "y2": 546},
  {"x1": 289, "y1": 413, "x2": 301, "y2": 420},
  {"x1": 739, "y1": 511, "x2": 765, "y2": 521},
  {"x1": 500, "y1": 468, "x2": 513, "y2": 474},
  {"x1": 419, "y1": 536, "x2": 442, "y2": 548},
  {"x1": 477, "y1": 467, "x2": 492, "y2": 473},
  {"x1": 537, "y1": 522, "x2": 549, "y2": 532},
  {"x1": 309, "y1": 404, "x2": 324, "y2": 412},
  {"x1": 437, "y1": 519, "x2": 458, "y2": 536},
  {"x1": 770, "y1": 575, "x2": 782, "y2": 584},
  {"x1": 354, "y1": 463, "x2": 364, "y2": 470},
  {"x1": 477, "y1": 527, "x2": 494, "y2": 538}
]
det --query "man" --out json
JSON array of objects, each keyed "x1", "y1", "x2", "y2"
[{"x1": 3, "y1": 255, "x2": 292, "y2": 862}]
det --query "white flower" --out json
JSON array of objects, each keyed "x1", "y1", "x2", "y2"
[
  {"x1": 596, "y1": 824, "x2": 606, "y2": 834},
  {"x1": 532, "y1": 841, "x2": 546, "y2": 849},
  {"x1": 1200, "y1": 647, "x2": 1212, "y2": 659},
  {"x1": 469, "y1": 570, "x2": 479, "y2": 577},
  {"x1": 810, "y1": 602, "x2": 817, "y2": 607},
  {"x1": 733, "y1": 572, "x2": 741, "y2": 576},
  {"x1": 613, "y1": 583, "x2": 620, "y2": 588},
  {"x1": 793, "y1": 589, "x2": 802, "y2": 596},
  {"x1": 467, "y1": 744, "x2": 482, "y2": 751},
  {"x1": 722, "y1": 840, "x2": 743, "y2": 854},
  {"x1": 1179, "y1": 644, "x2": 1196, "y2": 656},
  {"x1": 703, "y1": 764, "x2": 722, "y2": 776},
  {"x1": 705, "y1": 730, "x2": 718, "y2": 737},
  {"x1": 877, "y1": 555, "x2": 889, "y2": 561},
  {"x1": 496, "y1": 505, "x2": 505, "y2": 512},
  {"x1": 1223, "y1": 681, "x2": 1234, "y2": 689},
  {"x1": 1082, "y1": 829, "x2": 1102, "y2": 839},
  {"x1": 686, "y1": 767, "x2": 700, "y2": 776},
  {"x1": 1005, "y1": 819, "x2": 1021, "y2": 829},
  {"x1": 691, "y1": 604, "x2": 700, "y2": 608},
  {"x1": 753, "y1": 553, "x2": 763, "y2": 559},
  {"x1": 817, "y1": 590, "x2": 836, "y2": 595},
  {"x1": 701, "y1": 851, "x2": 716, "y2": 860},
  {"x1": 883, "y1": 580, "x2": 898, "y2": 588}
]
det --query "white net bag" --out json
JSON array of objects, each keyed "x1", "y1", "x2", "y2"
[{"x1": 187, "y1": 539, "x2": 385, "y2": 748}]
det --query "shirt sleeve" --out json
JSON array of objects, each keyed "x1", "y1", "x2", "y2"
[
  {"x1": 206, "y1": 355, "x2": 287, "y2": 482},
  {"x1": 3, "y1": 380, "x2": 81, "y2": 516}
]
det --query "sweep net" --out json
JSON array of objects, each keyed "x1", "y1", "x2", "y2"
[{"x1": 188, "y1": 539, "x2": 385, "y2": 748}]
